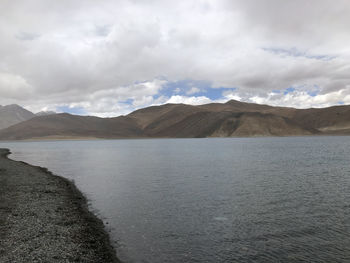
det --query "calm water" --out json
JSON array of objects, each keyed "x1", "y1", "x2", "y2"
[{"x1": 1, "y1": 137, "x2": 350, "y2": 262}]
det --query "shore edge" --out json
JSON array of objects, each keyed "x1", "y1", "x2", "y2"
[{"x1": 0, "y1": 148, "x2": 121, "y2": 262}]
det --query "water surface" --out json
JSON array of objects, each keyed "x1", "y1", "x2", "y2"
[{"x1": 1, "y1": 137, "x2": 350, "y2": 262}]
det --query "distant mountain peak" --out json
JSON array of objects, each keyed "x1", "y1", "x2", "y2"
[
  {"x1": 4, "y1": 104, "x2": 23, "y2": 109},
  {"x1": 35, "y1": 111, "x2": 56, "y2": 117},
  {"x1": 0, "y1": 104, "x2": 35, "y2": 130}
]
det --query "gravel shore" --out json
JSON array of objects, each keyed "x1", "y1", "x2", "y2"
[{"x1": 0, "y1": 148, "x2": 120, "y2": 262}]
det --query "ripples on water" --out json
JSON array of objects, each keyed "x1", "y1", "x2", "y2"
[{"x1": 2, "y1": 137, "x2": 350, "y2": 262}]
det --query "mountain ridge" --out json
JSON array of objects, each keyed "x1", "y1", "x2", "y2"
[{"x1": 0, "y1": 100, "x2": 350, "y2": 140}]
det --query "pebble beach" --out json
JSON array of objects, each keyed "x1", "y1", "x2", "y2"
[{"x1": 0, "y1": 148, "x2": 120, "y2": 262}]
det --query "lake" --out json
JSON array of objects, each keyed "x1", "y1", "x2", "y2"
[{"x1": 1, "y1": 137, "x2": 350, "y2": 262}]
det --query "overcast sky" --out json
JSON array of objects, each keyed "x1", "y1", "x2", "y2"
[{"x1": 1, "y1": 0, "x2": 350, "y2": 116}]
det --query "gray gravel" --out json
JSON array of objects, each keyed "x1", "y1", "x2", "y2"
[{"x1": 0, "y1": 148, "x2": 120, "y2": 263}]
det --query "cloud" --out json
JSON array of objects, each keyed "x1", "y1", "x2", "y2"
[
  {"x1": 224, "y1": 86, "x2": 350, "y2": 109},
  {"x1": 16, "y1": 32, "x2": 41, "y2": 41},
  {"x1": 0, "y1": 72, "x2": 33, "y2": 99},
  {"x1": 166, "y1": 95, "x2": 213, "y2": 105},
  {"x1": 248, "y1": 88, "x2": 350, "y2": 109},
  {"x1": 262, "y1": 47, "x2": 336, "y2": 61},
  {"x1": 0, "y1": 0, "x2": 350, "y2": 116},
  {"x1": 186, "y1": 87, "x2": 201, "y2": 95}
]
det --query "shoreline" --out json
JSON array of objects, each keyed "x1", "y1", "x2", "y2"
[
  {"x1": 0, "y1": 148, "x2": 120, "y2": 262},
  {"x1": 0, "y1": 133, "x2": 350, "y2": 143}
]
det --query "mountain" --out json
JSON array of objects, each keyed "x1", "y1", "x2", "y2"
[
  {"x1": 128, "y1": 103, "x2": 314, "y2": 137},
  {"x1": 289, "y1": 106, "x2": 350, "y2": 134},
  {"x1": 0, "y1": 113, "x2": 142, "y2": 140},
  {"x1": 0, "y1": 104, "x2": 35, "y2": 130},
  {"x1": 35, "y1": 111, "x2": 56, "y2": 117},
  {"x1": 0, "y1": 100, "x2": 350, "y2": 140}
]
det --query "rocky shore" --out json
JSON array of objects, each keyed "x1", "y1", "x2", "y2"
[{"x1": 0, "y1": 148, "x2": 120, "y2": 262}]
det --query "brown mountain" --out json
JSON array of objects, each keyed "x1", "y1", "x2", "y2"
[
  {"x1": 0, "y1": 100, "x2": 349, "y2": 140},
  {"x1": 0, "y1": 113, "x2": 142, "y2": 140}
]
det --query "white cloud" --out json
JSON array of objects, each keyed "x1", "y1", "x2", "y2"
[
  {"x1": 0, "y1": 72, "x2": 33, "y2": 99},
  {"x1": 232, "y1": 88, "x2": 350, "y2": 109},
  {"x1": 186, "y1": 87, "x2": 201, "y2": 95},
  {"x1": 166, "y1": 95, "x2": 213, "y2": 105}
]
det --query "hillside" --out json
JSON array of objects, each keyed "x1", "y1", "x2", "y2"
[
  {"x1": 0, "y1": 100, "x2": 349, "y2": 140},
  {"x1": 0, "y1": 113, "x2": 142, "y2": 140}
]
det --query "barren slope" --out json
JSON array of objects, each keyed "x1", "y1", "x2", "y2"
[
  {"x1": 0, "y1": 113, "x2": 143, "y2": 140},
  {"x1": 0, "y1": 100, "x2": 350, "y2": 140}
]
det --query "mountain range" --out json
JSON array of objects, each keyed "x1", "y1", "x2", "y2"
[
  {"x1": 0, "y1": 104, "x2": 55, "y2": 130},
  {"x1": 0, "y1": 100, "x2": 350, "y2": 140}
]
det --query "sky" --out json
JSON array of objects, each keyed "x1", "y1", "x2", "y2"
[{"x1": 1, "y1": 0, "x2": 350, "y2": 116}]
